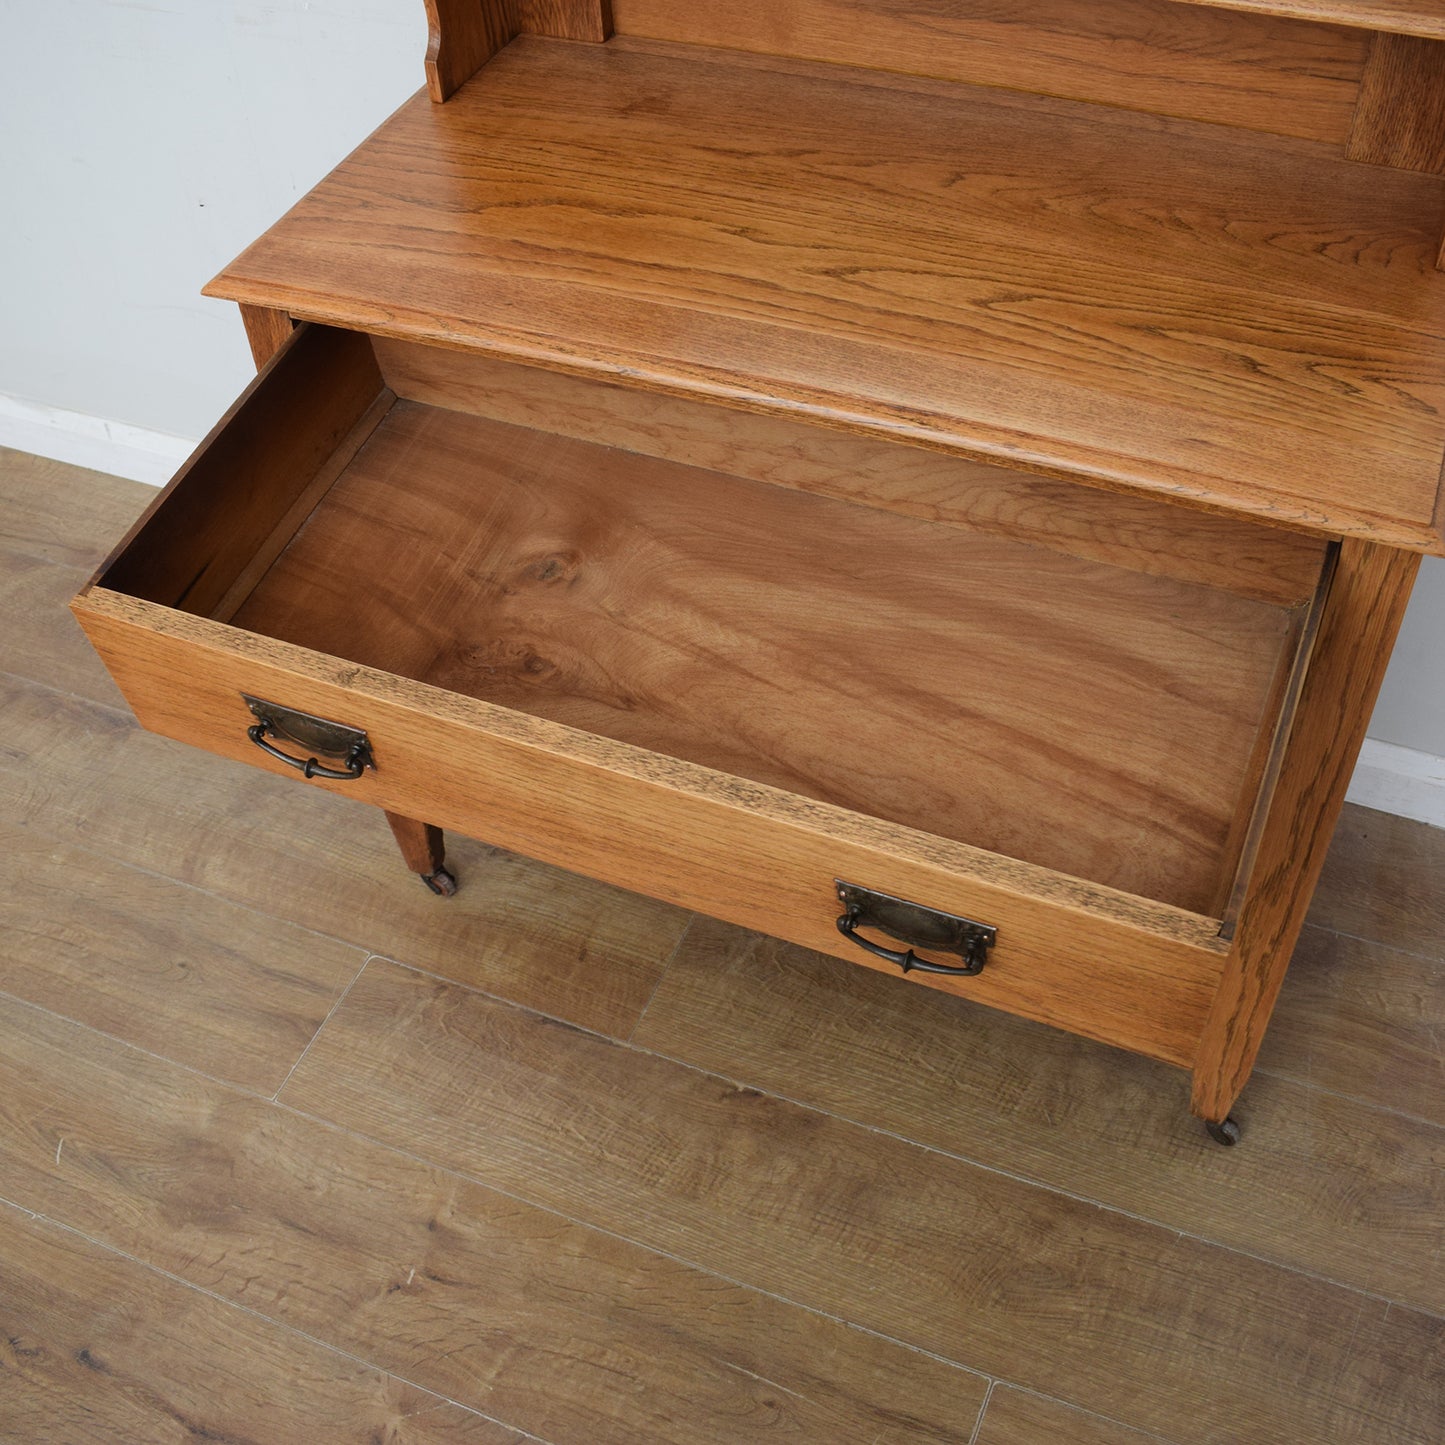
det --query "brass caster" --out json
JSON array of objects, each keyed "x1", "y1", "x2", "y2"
[{"x1": 420, "y1": 867, "x2": 457, "y2": 897}]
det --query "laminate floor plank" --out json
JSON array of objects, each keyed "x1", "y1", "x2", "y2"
[
  {"x1": 1256, "y1": 921, "x2": 1444, "y2": 1123},
  {"x1": 0, "y1": 673, "x2": 687, "y2": 1040},
  {"x1": 279, "y1": 959, "x2": 1443, "y2": 1445},
  {"x1": 0, "y1": 991, "x2": 989, "y2": 1445},
  {"x1": 0, "y1": 815, "x2": 364, "y2": 1094},
  {"x1": 631, "y1": 917, "x2": 1443, "y2": 1312},
  {"x1": 0, "y1": 448, "x2": 150, "y2": 567},
  {"x1": 0, "y1": 1201, "x2": 524, "y2": 1445},
  {"x1": 974, "y1": 1388, "x2": 1171, "y2": 1445},
  {"x1": 1, "y1": 548, "x2": 125, "y2": 706},
  {"x1": 1311, "y1": 803, "x2": 1445, "y2": 959}
]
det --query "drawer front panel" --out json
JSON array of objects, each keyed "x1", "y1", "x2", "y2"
[{"x1": 74, "y1": 588, "x2": 1226, "y2": 1068}]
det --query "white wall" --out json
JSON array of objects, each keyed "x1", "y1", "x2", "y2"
[
  {"x1": 0, "y1": 0, "x2": 425, "y2": 440},
  {"x1": 2, "y1": 0, "x2": 1441, "y2": 816}
]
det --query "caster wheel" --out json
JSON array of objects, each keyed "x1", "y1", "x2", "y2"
[
  {"x1": 1205, "y1": 1117, "x2": 1241, "y2": 1147},
  {"x1": 420, "y1": 867, "x2": 457, "y2": 897}
]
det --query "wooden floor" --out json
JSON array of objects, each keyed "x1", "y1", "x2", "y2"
[{"x1": 2, "y1": 444, "x2": 1442, "y2": 1443}]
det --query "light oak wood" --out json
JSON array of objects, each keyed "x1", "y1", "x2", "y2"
[
  {"x1": 374, "y1": 336, "x2": 1329, "y2": 608},
  {"x1": 423, "y1": 0, "x2": 518, "y2": 102},
  {"x1": 207, "y1": 38, "x2": 1445, "y2": 552},
  {"x1": 238, "y1": 301, "x2": 293, "y2": 368},
  {"x1": 1348, "y1": 31, "x2": 1445, "y2": 171},
  {"x1": 611, "y1": 0, "x2": 1367, "y2": 141},
  {"x1": 1170, "y1": 0, "x2": 1445, "y2": 40},
  {"x1": 69, "y1": 590, "x2": 1227, "y2": 1066},
  {"x1": 521, "y1": 0, "x2": 611, "y2": 41},
  {"x1": 220, "y1": 397, "x2": 1305, "y2": 914},
  {"x1": 973, "y1": 1389, "x2": 1166, "y2": 1445},
  {"x1": 0, "y1": 674, "x2": 686, "y2": 1042},
  {"x1": 280, "y1": 958, "x2": 1445, "y2": 1445},
  {"x1": 0, "y1": 816, "x2": 362, "y2": 1094},
  {"x1": 0, "y1": 994, "x2": 990, "y2": 1445},
  {"x1": 386, "y1": 809, "x2": 447, "y2": 876},
  {"x1": 0, "y1": 1206, "x2": 518, "y2": 1445},
  {"x1": 1192, "y1": 540, "x2": 1421, "y2": 1121},
  {"x1": 633, "y1": 916, "x2": 1445, "y2": 1312}
]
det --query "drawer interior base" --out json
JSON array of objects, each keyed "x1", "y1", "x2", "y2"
[{"x1": 194, "y1": 384, "x2": 1310, "y2": 918}]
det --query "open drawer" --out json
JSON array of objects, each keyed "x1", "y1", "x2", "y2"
[{"x1": 72, "y1": 323, "x2": 1335, "y2": 1068}]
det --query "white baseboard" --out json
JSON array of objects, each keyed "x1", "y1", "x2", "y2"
[
  {"x1": 1346, "y1": 739, "x2": 1445, "y2": 830},
  {"x1": 0, "y1": 392, "x2": 195, "y2": 486},
  {"x1": 2, "y1": 394, "x2": 1441, "y2": 829}
]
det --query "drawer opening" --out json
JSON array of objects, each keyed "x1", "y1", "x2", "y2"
[{"x1": 95, "y1": 325, "x2": 1330, "y2": 921}]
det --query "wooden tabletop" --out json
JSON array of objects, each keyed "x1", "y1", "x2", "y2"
[{"x1": 209, "y1": 36, "x2": 1445, "y2": 551}]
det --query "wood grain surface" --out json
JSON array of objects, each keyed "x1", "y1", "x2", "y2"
[
  {"x1": 375, "y1": 337, "x2": 1329, "y2": 607},
  {"x1": 0, "y1": 817, "x2": 362, "y2": 1094},
  {"x1": 973, "y1": 1389, "x2": 1162, "y2": 1445},
  {"x1": 611, "y1": 0, "x2": 1367, "y2": 141},
  {"x1": 277, "y1": 958, "x2": 1445, "y2": 1445},
  {"x1": 0, "y1": 1205, "x2": 517, "y2": 1445},
  {"x1": 238, "y1": 302, "x2": 293, "y2": 368},
  {"x1": 1192, "y1": 540, "x2": 1420, "y2": 1120},
  {"x1": 227, "y1": 399, "x2": 1300, "y2": 915},
  {"x1": 1257, "y1": 922, "x2": 1445, "y2": 1122},
  {"x1": 1169, "y1": 0, "x2": 1445, "y2": 40},
  {"x1": 0, "y1": 996, "x2": 990, "y2": 1445},
  {"x1": 97, "y1": 324, "x2": 383, "y2": 614},
  {"x1": 1348, "y1": 31, "x2": 1445, "y2": 171},
  {"x1": 632, "y1": 916, "x2": 1445, "y2": 1312},
  {"x1": 423, "y1": 0, "x2": 518, "y2": 101},
  {"x1": 0, "y1": 676, "x2": 687, "y2": 1042},
  {"x1": 71, "y1": 588, "x2": 1228, "y2": 1066},
  {"x1": 521, "y1": 0, "x2": 612, "y2": 41},
  {"x1": 9, "y1": 454, "x2": 1443, "y2": 1444},
  {"x1": 208, "y1": 37, "x2": 1445, "y2": 551},
  {"x1": 1311, "y1": 803, "x2": 1445, "y2": 953}
]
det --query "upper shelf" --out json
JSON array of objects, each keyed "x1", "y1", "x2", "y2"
[
  {"x1": 209, "y1": 36, "x2": 1445, "y2": 551},
  {"x1": 1171, "y1": 0, "x2": 1445, "y2": 39}
]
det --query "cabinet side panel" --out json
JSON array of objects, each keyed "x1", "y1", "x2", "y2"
[
  {"x1": 610, "y1": 0, "x2": 1367, "y2": 142},
  {"x1": 1191, "y1": 539, "x2": 1420, "y2": 1121},
  {"x1": 424, "y1": 0, "x2": 520, "y2": 101}
]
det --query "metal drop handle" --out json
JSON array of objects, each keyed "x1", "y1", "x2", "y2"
[
  {"x1": 834, "y1": 880, "x2": 995, "y2": 977},
  {"x1": 246, "y1": 718, "x2": 371, "y2": 779}
]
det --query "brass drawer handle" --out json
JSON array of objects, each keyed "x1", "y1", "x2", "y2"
[
  {"x1": 834, "y1": 880, "x2": 995, "y2": 977},
  {"x1": 242, "y1": 694, "x2": 374, "y2": 781}
]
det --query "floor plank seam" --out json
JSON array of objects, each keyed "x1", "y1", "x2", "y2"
[
  {"x1": 993, "y1": 1382, "x2": 1184, "y2": 1444},
  {"x1": 266, "y1": 1095, "x2": 996, "y2": 1385},
  {"x1": 368, "y1": 951, "x2": 644, "y2": 1047},
  {"x1": 1301, "y1": 916, "x2": 1445, "y2": 970},
  {"x1": 965, "y1": 1377, "x2": 996, "y2": 1445},
  {"x1": 623, "y1": 1038, "x2": 1445, "y2": 1320},
  {"x1": 0, "y1": 1190, "x2": 559, "y2": 1444},
  {"x1": 0, "y1": 983, "x2": 281, "y2": 1106},
  {"x1": 1249, "y1": 1062, "x2": 1443, "y2": 1132},
  {"x1": 626, "y1": 913, "x2": 698, "y2": 1046},
  {"x1": 270, "y1": 952, "x2": 376, "y2": 1103}
]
